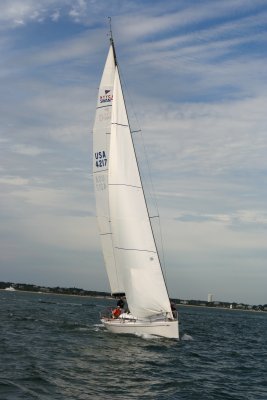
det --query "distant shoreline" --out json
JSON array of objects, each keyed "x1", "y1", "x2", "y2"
[
  {"x1": 0, "y1": 288, "x2": 113, "y2": 300},
  {"x1": 0, "y1": 289, "x2": 264, "y2": 313},
  {"x1": 177, "y1": 303, "x2": 265, "y2": 313},
  {"x1": 1, "y1": 281, "x2": 266, "y2": 312}
]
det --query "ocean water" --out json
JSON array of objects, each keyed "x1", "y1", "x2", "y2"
[{"x1": 0, "y1": 291, "x2": 266, "y2": 400}]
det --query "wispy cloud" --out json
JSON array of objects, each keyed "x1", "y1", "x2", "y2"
[
  {"x1": 0, "y1": 176, "x2": 29, "y2": 186},
  {"x1": 12, "y1": 144, "x2": 46, "y2": 156},
  {"x1": 51, "y1": 9, "x2": 60, "y2": 22},
  {"x1": 174, "y1": 210, "x2": 267, "y2": 227}
]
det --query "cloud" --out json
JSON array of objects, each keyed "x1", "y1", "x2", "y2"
[
  {"x1": 69, "y1": 0, "x2": 87, "y2": 22},
  {"x1": 0, "y1": 1, "x2": 34, "y2": 24},
  {"x1": 51, "y1": 9, "x2": 60, "y2": 22},
  {"x1": 136, "y1": 95, "x2": 267, "y2": 185},
  {"x1": 12, "y1": 144, "x2": 46, "y2": 156},
  {"x1": 0, "y1": 0, "x2": 51, "y2": 27},
  {"x1": 0, "y1": 176, "x2": 29, "y2": 186},
  {"x1": 174, "y1": 210, "x2": 267, "y2": 227},
  {"x1": 0, "y1": 0, "x2": 80, "y2": 27},
  {"x1": 115, "y1": 0, "x2": 267, "y2": 42}
]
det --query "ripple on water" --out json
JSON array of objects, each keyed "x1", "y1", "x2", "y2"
[{"x1": 1, "y1": 292, "x2": 267, "y2": 400}]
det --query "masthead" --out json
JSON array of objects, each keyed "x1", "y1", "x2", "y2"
[
  {"x1": 107, "y1": 17, "x2": 117, "y2": 65},
  {"x1": 108, "y1": 17, "x2": 113, "y2": 43}
]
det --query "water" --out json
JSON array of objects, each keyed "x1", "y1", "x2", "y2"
[{"x1": 0, "y1": 291, "x2": 266, "y2": 400}]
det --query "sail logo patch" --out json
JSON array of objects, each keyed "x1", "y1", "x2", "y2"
[
  {"x1": 100, "y1": 89, "x2": 113, "y2": 103},
  {"x1": 95, "y1": 150, "x2": 107, "y2": 168}
]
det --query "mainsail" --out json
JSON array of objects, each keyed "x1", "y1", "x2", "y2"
[
  {"x1": 93, "y1": 42, "x2": 173, "y2": 320},
  {"x1": 93, "y1": 45, "x2": 124, "y2": 294}
]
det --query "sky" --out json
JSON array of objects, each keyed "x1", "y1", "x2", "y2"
[{"x1": 0, "y1": 0, "x2": 267, "y2": 305}]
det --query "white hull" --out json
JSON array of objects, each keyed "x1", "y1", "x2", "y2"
[{"x1": 101, "y1": 317, "x2": 179, "y2": 339}]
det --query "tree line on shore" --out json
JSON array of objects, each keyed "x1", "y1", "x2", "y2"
[{"x1": 1, "y1": 281, "x2": 266, "y2": 311}]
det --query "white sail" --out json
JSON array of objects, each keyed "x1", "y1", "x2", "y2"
[
  {"x1": 93, "y1": 45, "x2": 124, "y2": 294},
  {"x1": 108, "y1": 67, "x2": 173, "y2": 319}
]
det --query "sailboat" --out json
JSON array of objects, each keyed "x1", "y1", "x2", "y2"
[{"x1": 93, "y1": 30, "x2": 179, "y2": 339}]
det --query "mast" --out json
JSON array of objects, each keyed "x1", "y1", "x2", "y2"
[{"x1": 108, "y1": 17, "x2": 117, "y2": 67}]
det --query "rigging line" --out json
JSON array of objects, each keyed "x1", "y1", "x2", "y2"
[
  {"x1": 131, "y1": 129, "x2": 141, "y2": 134},
  {"x1": 108, "y1": 16, "x2": 113, "y2": 40},
  {"x1": 108, "y1": 17, "x2": 118, "y2": 66}
]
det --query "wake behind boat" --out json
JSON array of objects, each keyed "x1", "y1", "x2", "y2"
[
  {"x1": 100, "y1": 308, "x2": 178, "y2": 339},
  {"x1": 92, "y1": 24, "x2": 179, "y2": 339},
  {"x1": 5, "y1": 286, "x2": 16, "y2": 291}
]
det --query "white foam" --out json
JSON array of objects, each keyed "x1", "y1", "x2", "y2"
[
  {"x1": 181, "y1": 333, "x2": 193, "y2": 341},
  {"x1": 93, "y1": 323, "x2": 105, "y2": 332},
  {"x1": 134, "y1": 332, "x2": 161, "y2": 340}
]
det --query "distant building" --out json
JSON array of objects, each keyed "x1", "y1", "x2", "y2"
[{"x1": 208, "y1": 293, "x2": 213, "y2": 302}]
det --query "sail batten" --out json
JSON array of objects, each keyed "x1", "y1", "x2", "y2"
[
  {"x1": 111, "y1": 123, "x2": 129, "y2": 127},
  {"x1": 109, "y1": 184, "x2": 141, "y2": 189},
  {"x1": 96, "y1": 105, "x2": 112, "y2": 109},
  {"x1": 115, "y1": 247, "x2": 157, "y2": 253}
]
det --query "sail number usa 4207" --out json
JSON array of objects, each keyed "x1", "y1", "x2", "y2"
[{"x1": 95, "y1": 150, "x2": 107, "y2": 168}]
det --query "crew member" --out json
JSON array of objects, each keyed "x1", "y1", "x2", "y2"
[
  {"x1": 171, "y1": 302, "x2": 177, "y2": 319},
  {"x1": 117, "y1": 297, "x2": 125, "y2": 309},
  {"x1": 112, "y1": 306, "x2": 122, "y2": 318}
]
